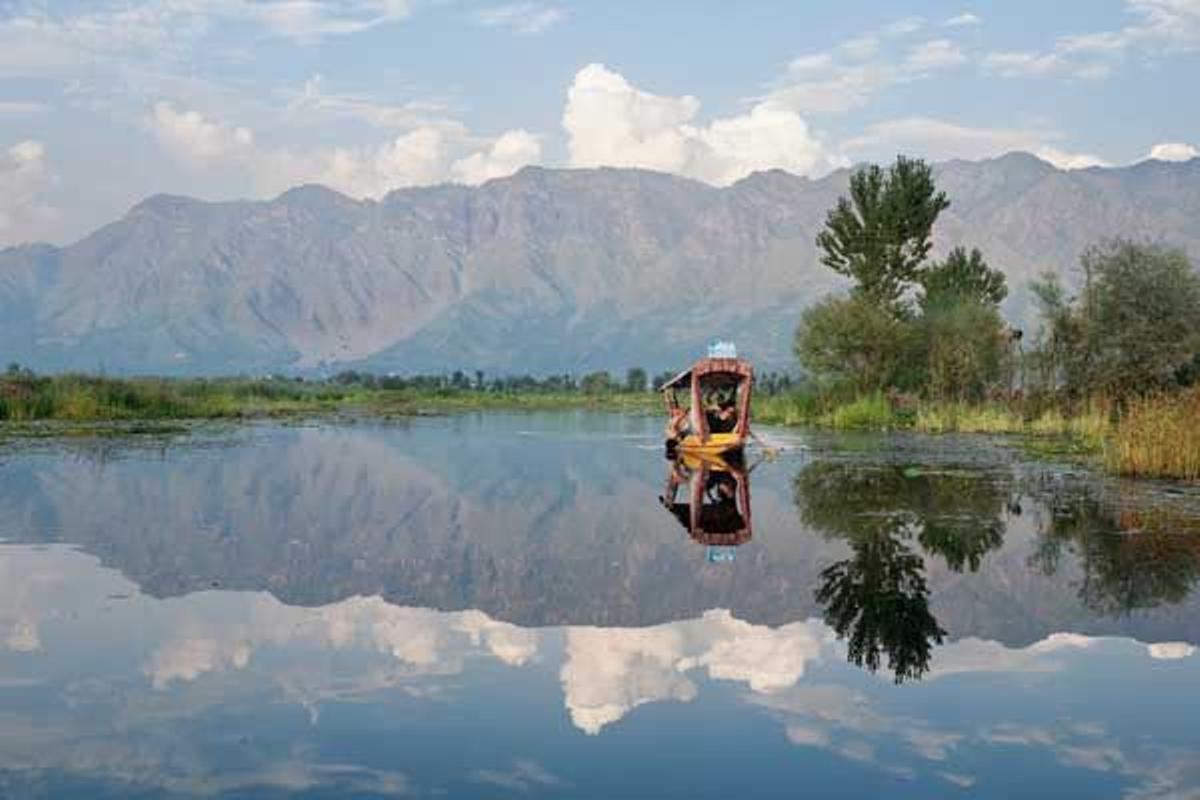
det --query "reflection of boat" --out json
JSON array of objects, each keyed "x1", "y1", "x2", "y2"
[
  {"x1": 660, "y1": 450, "x2": 752, "y2": 548},
  {"x1": 659, "y1": 343, "x2": 754, "y2": 456}
]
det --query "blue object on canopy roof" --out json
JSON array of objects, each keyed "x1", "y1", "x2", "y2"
[{"x1": 708, "y1": 341, "x2": 737, "y2": 359}]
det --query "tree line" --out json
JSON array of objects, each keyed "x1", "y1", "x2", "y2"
[{"x1": 796, "y1": 156, "x2": 1200, "y2": 406}]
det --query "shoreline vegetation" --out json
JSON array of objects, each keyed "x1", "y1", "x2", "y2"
[{"x1": 2, "y1": 368, "x2": 1198, "y2": 481}]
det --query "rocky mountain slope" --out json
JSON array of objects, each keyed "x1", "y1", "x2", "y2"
[{"x1": 1, "y1": 152, "x2": 1197, "y2": 374}]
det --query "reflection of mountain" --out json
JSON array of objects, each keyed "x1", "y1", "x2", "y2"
[
  {"x1": 3, "y1": 543, "x2": 1199, "y2": 799},
  {"x1": 2, "y1": 419, "x2": 1200, "y2": 646}
]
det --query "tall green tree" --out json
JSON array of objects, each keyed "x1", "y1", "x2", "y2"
[
  {"x1": 624, "y1": 367, "x2": 648, "y2": 393},
  {"x1": 815, "y1": 156, "x2": 950, "y2": 310},
  {"x1": 919, "y1": 246, "x2": 1008, "y2": 310}
]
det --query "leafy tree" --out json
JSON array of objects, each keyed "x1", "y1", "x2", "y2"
[
  {"x1": 580, "y1": 371, "x2": 613, "y2": 394},
  {"x1": 1031, "y1": 241, "x2": 1200, "y2": 398},
  {"x1": 920, "y1": 300, "x2": 1007, "y2": 402},
  {"x1": 815, "y1": 156, "x2": 950, "y2": 310},
  {"x1": 920, "y1": 246, "x2": 1007, "y2": 310},
  {"x1": 1079, "y1": 240, "x2": 1200, "y2": 397},
  {"x1": 794, "y1": 295, "x2": 919, "y2": 393},
  {"x1": 625, "y1": 367, "x2": 648, "y2": 393}
]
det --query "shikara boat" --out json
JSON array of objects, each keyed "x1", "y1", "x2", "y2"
[{"x1": 659, "y1": 347, "x2": 754, "y2": 456}]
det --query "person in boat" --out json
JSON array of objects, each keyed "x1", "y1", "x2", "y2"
[
  {"x1": 707, "y1": 395, "x2": 737, "y2": 434},
  {"x1": 665, "y1": 405, "x2": 691, "y2": 442}
]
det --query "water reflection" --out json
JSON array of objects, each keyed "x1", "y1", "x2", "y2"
[
  {"x1": 792, "y1": 462, "x2": 1011, "y2": 681},
  {"x1": 1030, "y1": 482, "x2": 1200, "y2": 616},
  {"x1": 660, "y1": 452, "x2": 753, "y2": 552},
  {"x1": 3, "y1": 542, "x2": 1200, "y2": 799}
]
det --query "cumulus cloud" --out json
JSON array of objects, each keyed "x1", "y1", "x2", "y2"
[
  {"x1": 841, "y1": 116, "x2": 1107, "y2": 169},
  {"x1": 0, "y1": 139, "x2": 57, "y2": 246},
  {"x1": 473, "y1": 3, "x2": 567, "y2": 34},
  {"x1": 148, "y1": 102, "x2": 254, "y2": 167},
  {"x1": 145, "y1": 98, "x2": 539, "y2": 195},
  {"x1": 563, "y1": 63, "x2": 838, "y2": 185},
  {"x1": 260, "y1": 123, "x2": 541, "y2": 196},
  {"x1": 451, "y1": 129, "x2": 543, "y2": 185},
  {"x1": 1146, "y1": 141, "x2": 1199, "y2": 161}
]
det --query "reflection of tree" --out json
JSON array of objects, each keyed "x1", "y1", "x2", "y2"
[
  {"x1": 793, "y1": 462, "x2": 1011, "y2": 682},
  {"x1": 815, "y1": 532, "x2": 943, "y2": 682},
  {"x1": 1031, "y1": 491, "x2": 1200, "y2": 616}
]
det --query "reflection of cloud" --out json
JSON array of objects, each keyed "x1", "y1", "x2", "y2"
[
  {"x1": 146, "y1": 637, "x2": 251, "y2": 689},
  {"x1": 924, "y1": 632, "x2": 1097, "y2": 680},
  {"x1": 561, "y1": 610, "x2": 827, "y2": 734},
  {"x1": 1148, "y1": 642, "x2": 1196, "y2": 660},
  {"x1": 470, "y1": 759, "x2": 564, "y2": 792}
]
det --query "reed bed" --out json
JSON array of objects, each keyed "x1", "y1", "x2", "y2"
[
  {"x1": 1107, "y1": 389, "x2": 1200, "y2": 481},
  {"x1": 0, "y1": 374, "x2": 349, "y2": 421}
]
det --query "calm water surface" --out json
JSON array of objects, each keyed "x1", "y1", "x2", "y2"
[{"x1": 2, "y1": 412, "x2": 1200, "y2": 799}]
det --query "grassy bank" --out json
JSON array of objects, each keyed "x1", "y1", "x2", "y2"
[
  {"x1": 0, "y1": 372, "x2": 661, "y2": 425},
  {"x1": 757, "y1": 386, "x2": 1200, "y2": 481},
  {"x1": 0, "y1": 374, "x2": 358, "y2": 421}
]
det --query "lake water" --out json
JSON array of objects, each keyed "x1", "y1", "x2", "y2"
[{"x1": 2, "y1": 412, "x2": 1200, "y2": 799}]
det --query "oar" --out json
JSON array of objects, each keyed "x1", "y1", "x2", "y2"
[{"x1": 748, "y1": 429, "x2": 781, "y2": 459}]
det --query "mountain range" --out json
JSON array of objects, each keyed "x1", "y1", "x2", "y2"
[{"x1": 2, "y1": 152, "x2": 1198, "y2": 375}]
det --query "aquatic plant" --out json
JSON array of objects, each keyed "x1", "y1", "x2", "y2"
[{"x1": 1107, "y1": 389, "x2": 1200, "y2": 480}]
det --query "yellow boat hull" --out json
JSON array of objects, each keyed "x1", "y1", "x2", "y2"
[{"x1": 677, "y1": 432, "x2": 745, "y2": 455}]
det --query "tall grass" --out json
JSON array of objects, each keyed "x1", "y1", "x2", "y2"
[
  {"x1": 818, "y1": 392, "x2": 899, "y2": 430},
  {"x1": 0, "y1": 374, "x2": 351, "y2": 422},
  {"x1": 1107, "y1": 389, "x2": 1200, "y2": 480}
]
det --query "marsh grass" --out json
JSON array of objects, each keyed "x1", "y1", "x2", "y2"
[
  {"x1": 0, "y1": 374, "x2": 353, "y2": 422},
  {"x1": 1107, "y1": 389, "x2": 1200, "y2": 480}
]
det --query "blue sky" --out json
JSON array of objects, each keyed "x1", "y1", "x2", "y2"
[{"x1": 1, "y1": 0, "x2": 1198, "y2": 245}]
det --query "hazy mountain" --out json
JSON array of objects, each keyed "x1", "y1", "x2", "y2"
[{"x1": 2, "y1": 152, "x2": 1198, "y2": 375}]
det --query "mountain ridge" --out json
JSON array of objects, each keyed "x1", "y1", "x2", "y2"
[{"x1": 2, "y1": 151, "x2": 1198, "y2": 375}]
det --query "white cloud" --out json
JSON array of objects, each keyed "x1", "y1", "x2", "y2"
[
  {"x1": 905, "y1": 39, "x2": 967, "y2": 71},
  {"x1": 770, "y1": 23, "x2": 966, "y2": 115},
  {"x1": 451, "y1": 129, "x2": 543, "y2": 184},
  {"x1": 1146, "y1": 141, "x2": 1199, "y2": 161},
  {"x1": 245, "y1": 0, "x2": 413, "y2": 41},
  {"x1": 984, "y1": 50, "x2": 1068, "y2": 77},
  {"x1": 985, "y1": 0, "x2": 1200, "y2": 80},
  {"x1": 0, "y1": 139, "x2": 57, "y2": 246},
  {"x1": 563, "y1": 63, "x2": 837, "y2": 184},
  {"x1": 842, "y1": 116, "x2": 1107, "y2": 169},
  {"x1": 1035, "y1": 146, "x2": 1109, "y2": 170},
  {"x1": 474, "y1": 3, "x2": 566, "y2": 34},
  {"x1": 285, "y1": 74, "x2": 448, "y2": 129},
  {"x1": 945, "y1": 12, "x2": 982, "y2": 27},
  {"x1": 259, "y1": 122, "x2": 541, "y2": 195},
  {"x1": 884, "y1": 16, "x2": 925, "y2": 36},
  {"x1": 148, "y1": 102, "x2": 254, "y2": 167}
]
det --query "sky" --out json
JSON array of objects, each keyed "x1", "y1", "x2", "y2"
[{"x1": 1, "y1": 0, "x2": 1198, "y2": 246}]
